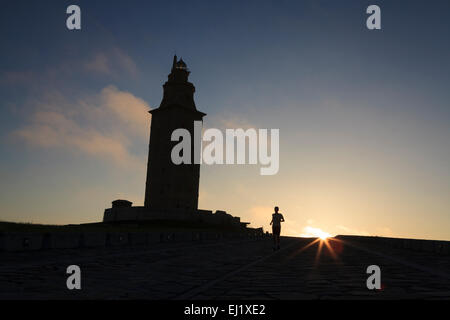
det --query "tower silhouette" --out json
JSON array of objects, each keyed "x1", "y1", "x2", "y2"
[
  {"x1": 103, "y1": 55, "x2": 249, "y2": 229},
  {"x1": 144, "y1": 56, "x2": 206, "y2": 212}
]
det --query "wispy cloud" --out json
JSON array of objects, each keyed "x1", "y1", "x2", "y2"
[
  {"x1": 12, "y1": 86, "x2": 150, "y2": 169},
  {"x1": 83, "y1": 48, "x2": 138, "y2": 78},
  {"x1": 1, "y1": 47, "x2": 138, "y2": 87},
  {"x1": 0, "y1": 71, "x2": 35, "y2": 85},
  {"x1": 206, "y1": 112, "x2": 257, "y2": 130}
]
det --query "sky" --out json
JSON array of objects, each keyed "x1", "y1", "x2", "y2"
[{"x1": 1, "y1": 0, "x2": 449, "y2": 240}]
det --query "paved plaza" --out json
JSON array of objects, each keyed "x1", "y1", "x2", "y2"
[{"x1": 1, "y1": 236, "x2": 449, "y2": 299}]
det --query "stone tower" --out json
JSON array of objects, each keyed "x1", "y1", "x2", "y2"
[{"x1": 144, "y1": 56, "x2": 206, "y2": 212}]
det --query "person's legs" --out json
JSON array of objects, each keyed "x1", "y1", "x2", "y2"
[
  {"x1": 279, "y1": 228, "x2": 282, "y2": 246},
  {"x1": 272, "y1": 226, "x2": 279, "y2": 250},
  {"x1": 273, "y1": 226, "x2": 281, "y2": 249}
]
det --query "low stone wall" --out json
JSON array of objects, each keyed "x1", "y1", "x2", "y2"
[
  {"x1": 0, "y1": 233, "x2": 44, "y2": 252},
  {"x1": 80, "y1": 233, "x2": 107, "y2": 247},
  {"x1": 128, "y1": 232, "x2": 148, "y2": 245},
  {"x1": 43, "y1": 232, "x2": 82, "y2": 249},
  {"x1": 335, "y1": 235, "x2": 450, "y2": 256},
  {"x1": 0, "y1": 229, "x2": 268, "y2": 252},
  {"x1": 106, "y1": 232, "x2": 129, "y2": 246}
]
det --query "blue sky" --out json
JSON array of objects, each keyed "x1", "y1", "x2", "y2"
[{"x1": 1, "y1": 0, "x2": 450, "y2": 240}]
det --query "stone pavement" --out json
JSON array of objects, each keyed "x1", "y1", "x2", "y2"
[{"x1": 1, "y1": 237, "x2": 449, "y2": 299}]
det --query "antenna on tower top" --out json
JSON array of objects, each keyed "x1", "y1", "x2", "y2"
[{"x1": 172, "y1": 54, "x2": 177, "y2": 71}]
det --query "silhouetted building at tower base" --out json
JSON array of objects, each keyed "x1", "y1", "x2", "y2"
[{"x1": 103, "y1": 202, "x2": 250, "y2": 229}]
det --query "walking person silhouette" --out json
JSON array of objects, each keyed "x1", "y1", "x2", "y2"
[{"x1": 270, "y1": 206, "x2": 285, "y2": 250}]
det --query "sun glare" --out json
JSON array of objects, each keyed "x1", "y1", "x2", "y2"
[
  {"x1": 317, "y1": 231, "x2": 331, "y2": 240},
  {"x1": 300, "y1": 226, "x2": 332, "y2": 240}
]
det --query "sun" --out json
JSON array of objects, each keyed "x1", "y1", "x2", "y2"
[
  {"x1": 301, "y1": 226, "x2": 332, "y2": 240},
  {"x1": 317, "y1": 231, "x2": 331, "y2": 240}
]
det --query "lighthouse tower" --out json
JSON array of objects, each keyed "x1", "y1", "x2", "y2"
[
  {"x1": 144, "y1": 56, "x2": 206, "y2": 212},
  {"x1": 103, "y1": 56, "x2": 250, "y2": 229}
]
